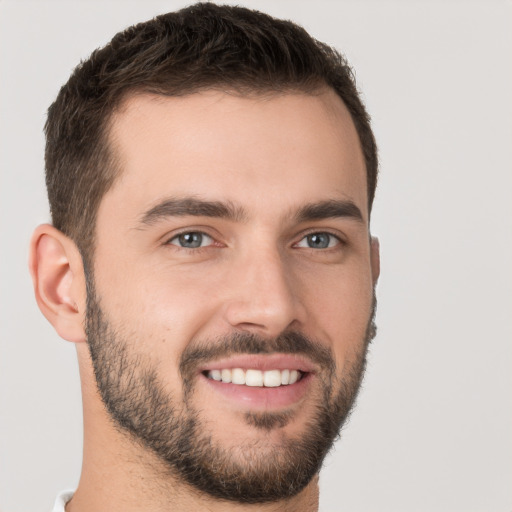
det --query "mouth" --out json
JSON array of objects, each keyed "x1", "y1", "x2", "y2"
[
  {"x1": 198, "y1": 354, "x2": 315, "y2": 410},
  {"x1": 203, "y1": 368, "x2": 305, "y2": 387}
]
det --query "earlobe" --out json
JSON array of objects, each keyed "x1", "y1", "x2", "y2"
[
  {"x1": 29, "y1": 224, "x2": 87, "y2": 343},
  {"x1": 370, "y1": 236, "x2": 380, "y2": 285}
]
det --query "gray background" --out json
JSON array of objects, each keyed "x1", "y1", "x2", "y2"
[{"x1": 1, "y1": 1, "x2": 511, "y2": 511}]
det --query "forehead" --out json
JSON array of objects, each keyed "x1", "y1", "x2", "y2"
[{"x1": 103, "y1": 89, "x2": 367, "y2": 225}]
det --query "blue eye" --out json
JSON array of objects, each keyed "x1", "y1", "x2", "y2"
[
  {"x1": 296, "y1": 232, "x2": 340, "y2": 249},
  {"x1": 169, "y1": 232, "x2": 213, "y2": 248}
]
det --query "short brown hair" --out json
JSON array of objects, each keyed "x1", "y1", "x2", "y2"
[{"x1": 45, "y1": 2, "x2": 378, "y2": 262}]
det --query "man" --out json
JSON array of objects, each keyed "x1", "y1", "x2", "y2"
[{"x1": 29, "y1": 3, "x2": 379, "y2": 511}]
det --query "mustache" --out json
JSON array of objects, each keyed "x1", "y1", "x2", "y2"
[{"x1": 179, "y1": 331, "x2": 335, "y2": 379}]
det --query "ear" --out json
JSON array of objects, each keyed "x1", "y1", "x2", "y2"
[
  {"x1": 370, "y1": 236, "x2": 380, "y2": 285},
  {"x1": 29, "y1": 224, "x2": 87, "y2": 343}
]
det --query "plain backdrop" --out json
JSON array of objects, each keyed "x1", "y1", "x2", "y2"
[{"x1": 1, "y1": 1, "x2": 511, "y2": 511}]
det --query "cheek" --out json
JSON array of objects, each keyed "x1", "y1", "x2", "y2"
[
  {"x1": 90, "y1": 267, "x2": 218, "y2": 399},
  {"x1": 301, "y1": 264, "x2": 374, "y2": 356},
  {"x1": 94, "y1": 256, "x2": 222, "y2": 355}
]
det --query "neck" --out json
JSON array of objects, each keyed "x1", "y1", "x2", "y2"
[
  {"x1": 68, "y1": 461, "x2": 319, "y2": 512},
  {"x1": 69, "y1": 346, "x2": 320, "y2": 512},
  {"x1": 68, "y1": 429, "x2": 319, "y2": 512}
]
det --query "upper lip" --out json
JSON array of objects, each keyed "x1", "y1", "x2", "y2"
[{"x1": 199, "y1": 353, "x2": 318, "y2": 374}]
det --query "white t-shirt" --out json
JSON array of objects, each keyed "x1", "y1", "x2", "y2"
[{"x1": 52, "y1": 490, "x2": 74, "y2": 512}]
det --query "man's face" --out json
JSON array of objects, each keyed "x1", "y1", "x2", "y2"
[{"x1": 86, "y1": 90, "x2": 378, "y2": 502}]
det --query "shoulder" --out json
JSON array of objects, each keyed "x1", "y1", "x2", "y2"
[{"x1": 51, "y1": 490, "x2": 74, "y2": 512}]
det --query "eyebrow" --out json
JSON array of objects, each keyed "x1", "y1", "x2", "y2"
[
  {"x1": 139, "y1": 196, "x2": 364, "y2": 227},
  {"x1": 294, "y1": 199, "x2": 364, "y2": 224},
  {"x1": 140, "y1": 197, "x2": 247, "y2": 225}
]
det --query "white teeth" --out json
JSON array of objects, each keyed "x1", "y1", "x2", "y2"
[
  {"x1": 209, "y1": 369, "x2": 222, "y2": 381},
  {"x1": 246, "y1": 369, "x2": 264, "y2": 387},
  {"x1": 263, "y1": 369, "x2": 282, "y2": 387},
  {"x1": 207, "y1": 368, "x2": 303, "y2": 387},
  {"x1": 289, "y1": 370, "x2": 299, "y2": 384},
  {"x1": 231, "y1": 368, "x2": 245, "y2": 385}
]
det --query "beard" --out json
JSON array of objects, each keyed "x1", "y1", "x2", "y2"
[{"x1": 85, "y1": 277, "x2": 376, "y2": 504}]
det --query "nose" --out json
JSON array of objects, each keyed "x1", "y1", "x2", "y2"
[{"x1": 222, "y1": 245, "x2": 305, "y2": 337}]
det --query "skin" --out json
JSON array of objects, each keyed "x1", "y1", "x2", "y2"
[{"x1": 30, "y1": 89, "x2": 380, "y2": 512}]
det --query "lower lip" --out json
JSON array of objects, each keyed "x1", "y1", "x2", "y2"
[{"x1": 201, "y1": 373, "x2": 312, "y2": 410}]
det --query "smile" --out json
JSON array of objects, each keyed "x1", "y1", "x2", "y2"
[
  {"x1": 204, "y1": 368, "x2": 304, "y2": 387},
  {"x1": 198, "y1": 354, "x2": 315, "y2": 409}
]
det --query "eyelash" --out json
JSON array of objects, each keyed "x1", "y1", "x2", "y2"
[
  {"x1": 295, "y1": 230, "x2": 344, "y2": 249},
  {"x1": 166, "y1": 231, "x2": 219, "y2": 251},
  {"x1": 165, "y1": 230, "x2": 345, "y2": 251}
]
